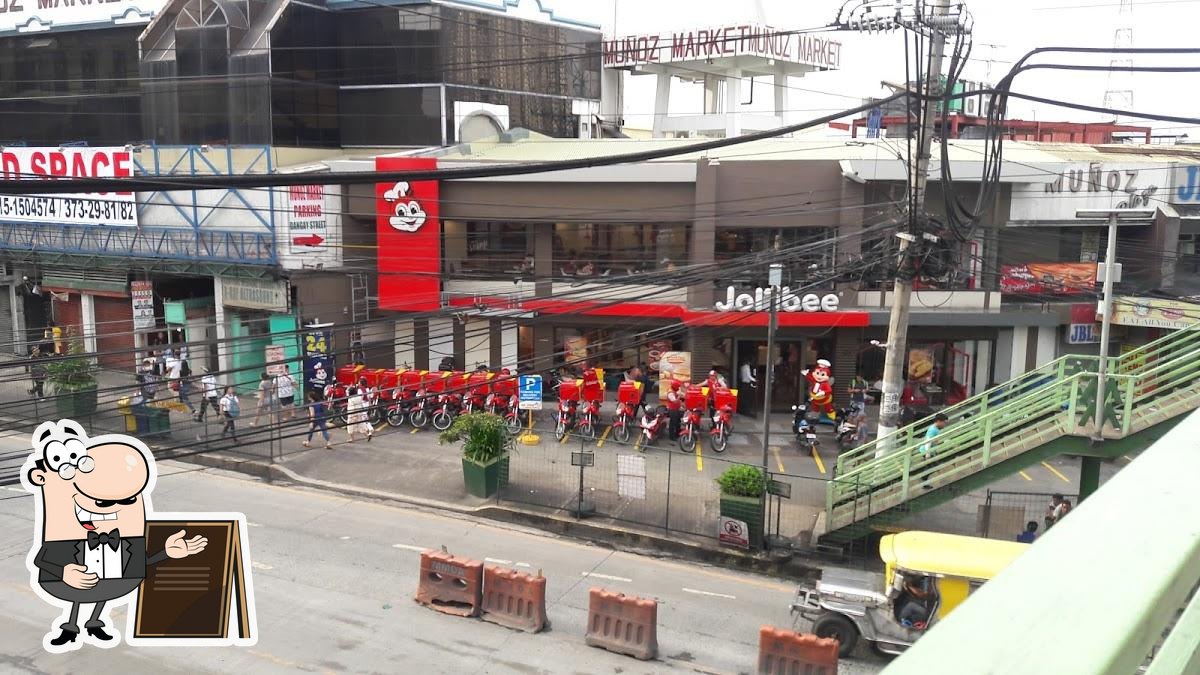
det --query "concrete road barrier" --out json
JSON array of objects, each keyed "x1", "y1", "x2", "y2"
[
  {"x1": 414, "y1": 550, "x2": 484, "y2": 617},
  {"x1": 757, "y1": 625, "x2": 838, "y2": 674},
  {"x1": 584, "y1": 588, "x2": 658, "y2": 661},
  {"x1": 481, "y1": 565, "x2": 547, "y2": 633}
]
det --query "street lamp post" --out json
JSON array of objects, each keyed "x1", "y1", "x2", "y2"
[
  {"x1": 1075, "y1": 208, "x2": 1154, "y2": 500},
  {"x1": 760, "y1": 264, "x2": 782, "y2": 471}
]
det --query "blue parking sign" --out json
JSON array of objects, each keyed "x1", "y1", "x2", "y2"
[{"x1": 518, "y1": 375, "x2": 543, "y2": 410}]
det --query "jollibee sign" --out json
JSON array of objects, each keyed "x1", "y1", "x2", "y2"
[
  {"x1": 0, "y1": 147, "x2": 138, "y2": 226},
  {"x1": 714, "y1": 286, "x2": 840, "y2": 313},
  {"x1": 376, "y1": 157, "x2": 440, "y2": 311}
]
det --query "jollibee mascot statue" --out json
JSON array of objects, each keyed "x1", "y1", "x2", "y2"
[{"x1": 802, "y1": 359, "x2": 836, "y2": 421}]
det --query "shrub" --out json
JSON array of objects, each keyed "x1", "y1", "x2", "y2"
[
  {"x1": 716, "y1": 464, "x2": 765, "y2": 498},
  {"x1": 45, "y1": 332, "x2": 97, "y2": 394},
  {"x1": 438, "y1": 412, "x2": 512, "y2": 463}
]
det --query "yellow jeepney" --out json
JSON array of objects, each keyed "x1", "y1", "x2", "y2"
[{"x1": 792, "y1": 531, "x2": 1028, "y2": 657}]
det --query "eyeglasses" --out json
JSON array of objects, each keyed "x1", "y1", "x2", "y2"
[{"x1": 43, "y1": 438, "x2": 94, "y2": 480}]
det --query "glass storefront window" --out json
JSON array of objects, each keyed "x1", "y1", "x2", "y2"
[
  {"x1": 552, "y1": 327, "x2": 677, "y2": 383},
  {"x1": 857, "y1": 339, "x2": 993, "y2": 409},
  {"x1": 715, "y1": 227, "x2": 835, "y2": 288},
  {"x1": 443, "y1": 221, "x2": 530, "y2": 277},
  {"x1": 553, "y1": 223, "x2": 687, "y2": 278}
]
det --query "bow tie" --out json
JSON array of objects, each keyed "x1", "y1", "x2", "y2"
[{"x1": 87, "y1": 529, "x2": 121, "y2": 551}]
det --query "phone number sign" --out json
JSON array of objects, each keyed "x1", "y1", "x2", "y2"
[{"x1": 0, "y1": 148, "x2": 138, "y2": 226}]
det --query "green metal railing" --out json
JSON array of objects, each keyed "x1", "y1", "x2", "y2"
[{"x1": 825, "y1": 325, "x2": 1200, "y2": 539}]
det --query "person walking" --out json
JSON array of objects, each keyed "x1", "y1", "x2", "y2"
[
  {"x1": 251, "y1": 372, "x2": 275, "y2": 427},
  {"x1": 302, "y1": 390, "x2": 332, "y2": 449},
  {"x1": 27, "y1": 345, "x2": 47, "y2": 400},
  {"x1": 176, "y1": 359, "x2": 196, "y2": 415},
  {"x1": 345, "y1": 386, "x2": 373, "y2": 442},
  {"x1": 219, "y1": 386, "x2": 240, "y2": 441},
  {"x1": 275, "y1": 369, "x2": 297, "y2": 422},
  {"x1": 197, "y1": 367, "x2": 219, "y2": 421},
  {"x1": 919, "y1": 413, "x2": 949, "y2": 490},
  {"x1": 848, "y1": 373, "x2": 870, "y2": 415}
]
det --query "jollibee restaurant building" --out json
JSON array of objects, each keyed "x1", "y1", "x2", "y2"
[{"x1": 336, "y1": 136, "x2": 1086, "y2": 415}]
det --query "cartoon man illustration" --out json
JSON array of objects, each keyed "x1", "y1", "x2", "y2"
[
  {"x1": 22, "y1": 419, "x2": 208, "y2": 651},
  {"x1": 802, "y1": 359, "x2": 837, "y2": 421}
]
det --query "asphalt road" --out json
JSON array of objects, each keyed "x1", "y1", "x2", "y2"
[{"x1": 0, "y1": 449, "x2": 888, "y2": 675}]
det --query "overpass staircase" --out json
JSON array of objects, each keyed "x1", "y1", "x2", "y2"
[{"x1": 820, "y1": 325, "x2": 1200, "y2": 546}]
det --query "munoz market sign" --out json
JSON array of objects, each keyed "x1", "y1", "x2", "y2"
[
  {"x1": 714, "y1": 286, "x2": 840, "y2": 313},
  {"x1": 1008, "y1": 162, "x2": 1165, "y2": 224},
  {"x1": 0, "y1": 0, "x2": 165, "y2": 34},
  {"x1": 603, "y1": 23, "x2": 841, "y2": 70}
]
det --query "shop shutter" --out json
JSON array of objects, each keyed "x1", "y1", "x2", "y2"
[
  {"x1": 93, "y1": 296, "x2": 136, "y2": 369},
  {"x1": 0, "y1": 286, "x2": 13, "y2": 355},
  {"x1": 52, "y1": 294, "x2": 83, "y2": 343}
]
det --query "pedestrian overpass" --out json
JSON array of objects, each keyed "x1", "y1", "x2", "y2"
[{"x1": 819, "y1": 324, "x2": 1200, "y2": 546}]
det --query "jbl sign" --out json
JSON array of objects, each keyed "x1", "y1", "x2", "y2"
[{"x1": 1067, "y1": 323, "x2": 1100, "y2": 344}]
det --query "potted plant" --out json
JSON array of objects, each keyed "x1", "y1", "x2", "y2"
[
  {"x1": 716, "y1": 463, "x2": 766, "y2": 548},
  {"x1": 439, "y1": 412, "x2": 512, "y2": 499},
  {"x1": 45, "y1": 332, "x2": 99, "y2": 419}
]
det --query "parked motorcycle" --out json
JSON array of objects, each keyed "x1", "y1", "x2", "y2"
[
  {"x1": 613, "y1": 380, "x2": 642, "y2": 444},
  {"x1": 708, "y1": 386, "x2": 738, "y2": 453},
  {"x1": 555, "y1": 397, "x2": 578, "y2": 441},
  {"x1": 835, "y1": 406, "x2": 860, "y2": 451},
  {"x1": 639, "y1": 406, "x2": 670, "y2": 445},
  {"x1": 677, "y1": 384, "x2": 708, "y2": 452},
  {"x1": 792, "y1": 405, "x2": 819, "y2": 454},
  {"x1": 431, "y1": 390, "x2": 462, "y2": 431},
  {"x1": 578, "y1": 397, "x2": 601, "y2": 441}
]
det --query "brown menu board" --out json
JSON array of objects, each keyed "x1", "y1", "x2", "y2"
[{"x1": 133, "y1": 520, "x2": 252, "y2": 640}]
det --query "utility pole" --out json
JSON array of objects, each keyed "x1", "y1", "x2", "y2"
[
  {"x1": 1094, "y1": 212, "x2": 1119, "y2": 441},
  {"x1": 760, "y1": 263, "x2": 782, "y2": 471},
  {"x1": 876, "y1": 0, "x2": 953, "y2": 445},
  {"x1": 1075, "y1": 207, "x2": 1152, "y2": 500}
]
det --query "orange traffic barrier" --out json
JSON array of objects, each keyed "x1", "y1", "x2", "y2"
[
  {"x1": 584, "y1": 588, "x2": 658, "y2": 660},
  {"x1": 757, "y1": 626, "x2": 839, "y2": 675},
  {"x1": 414, "y1": 550, "x2": 484, "y2": 617},
  {"x1": 480, "y1": 565, "x2": 547, "y2": 633}
]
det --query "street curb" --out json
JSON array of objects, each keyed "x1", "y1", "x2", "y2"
[{"x1": 177, "y1": 451, "x2": 822, "y2": 582}]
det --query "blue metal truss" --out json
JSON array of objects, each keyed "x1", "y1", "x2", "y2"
[{"x1": 0, "y1": 143, "x2": 277, "y2": 265}]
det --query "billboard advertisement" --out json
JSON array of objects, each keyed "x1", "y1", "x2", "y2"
[
  {"x1": 1000, "y1": 263, "x2": 1096, "y2": 295},
  {"x1": 657, "y1": 351, "x2": 692, "y2": 401},
  {"x1": 1111, "y1": 297, "x2": 1195, "y2": 330},
  {"x1": 0, "y1": 147, "x2": 138, "y2": 226},
  {"x1": 302, "y1": 327, "x2": 334, "y2": 398},
  {"x1": 376, "y1": 157, "x2": 440, "y2": 311}
]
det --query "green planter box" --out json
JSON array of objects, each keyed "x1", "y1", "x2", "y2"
[
  {"x1": 54, "y1": 383, "x2": 98, "y2": 420},
  {"x1": 719, "y1": 492, "x2": 764, "y2": 549},
  {"x1": 462, "y1": 453, "x2": 510, "y2": 499}
]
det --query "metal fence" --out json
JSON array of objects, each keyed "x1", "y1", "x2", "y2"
[
  {"x1": 893, "y1": 490, "x2": 1079, "y2": 542},
  {"x1": 495, "y1": 432, "x2": 835, "y2": 550}
]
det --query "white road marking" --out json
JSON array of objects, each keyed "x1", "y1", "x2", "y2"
[
  {"x1": 339, "y1": 536, "x2": 351, "y2": 540},
  {"x1": 682, "y1": 587, "x2": 735, "y2": 600},
  {"x1": 247, "y1": 522, "x2": 261, "y2": 527},
  {"x1": 581, "y1": 572, "x2": 632, "y2": 583},
  {"x1": 515, "y1": 562, "x2": 532, "y2": 568},
  {"x1": 252, "y1": 561, "x2": 273, "y2": 571},
  {"x1": 2, "y1": 486, "x2": 25, "y2": 493},
  {"x1": 392, "y1": 544, "x2": 427, "y2": 553},
  {"x1": 484, "y1": 557, "x2": 512, "y2": 565}
]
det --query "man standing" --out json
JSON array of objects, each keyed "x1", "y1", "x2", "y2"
[
  {"x1": 274, "y1": 370, "x2": 296, "y2": 422},
  {"x1": 196, "y1": 367, "x2": 219, "y2": 421},
  {"x1": 848, "y1": 373, "x2": 869, "y2": 415},
  {"x1": 28, "y1": 345, "x2": 47, "y2": 400},
  {"x1": 22, "y1": 420, "x2": 208, "y2": 650},
  {"x1": 665, "y1": 380, "x2": 683, "y2": 440}
]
